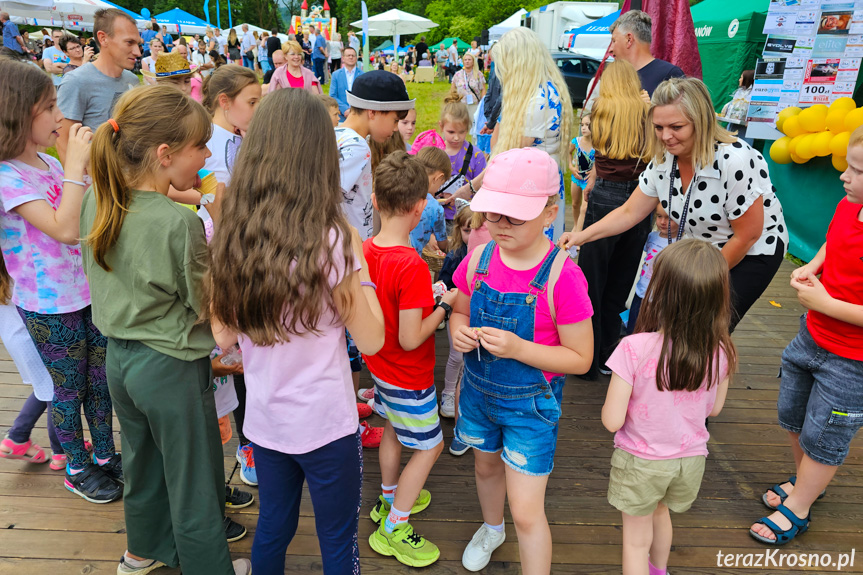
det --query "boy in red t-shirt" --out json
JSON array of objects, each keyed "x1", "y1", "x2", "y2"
[
  {"x1": 750, "y1": 126, "x2": 863, "y2": 546},
  {"x1": 363, "y1": 151, "x2": 458, "y2": 567}
]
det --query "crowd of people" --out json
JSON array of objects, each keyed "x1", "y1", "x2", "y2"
[{"x1": 0, "y1": 6, "x2": 862, "y2": 575}]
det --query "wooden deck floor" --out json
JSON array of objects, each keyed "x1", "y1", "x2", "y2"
[{"x1": 0, "y1": 260, "x2": 861, "y2": 574}]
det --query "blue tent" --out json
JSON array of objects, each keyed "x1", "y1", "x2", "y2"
[
  {"x1": 565, "y1": 10, "x2": 619, "y2": 36},
  {"x1": 101, "y1": 0, "x2": 144, "y2": 23},
  {"x1": 154, "y1": 8, "x2": 210, "y2": 34}
]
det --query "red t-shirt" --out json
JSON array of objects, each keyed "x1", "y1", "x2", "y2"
[
  {"x1": 287, "y1": 70, "x2": 304, "y2": 88},
  {"x1": 362, "y1": 240, "x2": 436, "y2": 389},
  {"x1": 806, "y1": 198, "x2": 863, "y2": 360}
]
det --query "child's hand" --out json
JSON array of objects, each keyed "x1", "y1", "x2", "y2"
[
  {"x1": 791, "y1": 271, "x2": 832, "y2": 312},
  {"x1": 207, "y1": 182, "x2": 226, "y2": 224},
  {"x1": 453, "y1": 325, "x2": 480, "y2": 353},
  {"x1": 65, "y1": 123, "x2": 93, "y2": 179},
  {"x1": 441, "y1": 288, "x2": 458, "y2": 307},
  {"x1": 791, "y1": 263, "x2": 820, "y2": 284},
  {"x1": 478, "y1": 326, "x2": 523, "y2": 360},
  {"x1": 211, "y1": 355, "x2": 244, "y2": 377}
]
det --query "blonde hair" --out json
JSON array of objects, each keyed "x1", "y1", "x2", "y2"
[
  {"x1": 491, "y1": 27, "x2": 572, "y2": 167},
  {"x1": 86, "y1": 85, "x2": 212, "y2": 271},
  {"x1": 591, "y1": 60, "x2": 648, "y2": 161},
  {"x1": 440, "y1": 90, "x2": 471, "y2": 130},
  {"x1": 283, "y1": 40, "x2": 302, "y2": 55},
  {"x1": 851, "y1": 124, "x2": 863, "y2": 148},
  {"x1": 646, "y1": 77, "x2": 736, "y2": 169},
  {"x1": 460, "y1": 52, "x2": 482, "y2": 84}
]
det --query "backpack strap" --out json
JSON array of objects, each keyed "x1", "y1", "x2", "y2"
[
  {"x1": 459, "y1": 143, "x2": 474, "y2": 178},
  {"x1": 546, "y1": 248, "x2": 569, "y2": 327}
]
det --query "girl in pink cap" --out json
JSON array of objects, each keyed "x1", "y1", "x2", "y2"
[{"x1": 449, "y1": 147, "x2": 594, "y2": 573}]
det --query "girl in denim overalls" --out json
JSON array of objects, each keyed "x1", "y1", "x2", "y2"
[{"x1": 450, "y1": 148, "x2": 594, "y2": 574}]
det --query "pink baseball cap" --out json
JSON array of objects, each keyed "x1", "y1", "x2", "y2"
[{"x1": 470, "y1": 148, "x2": 559, "y2": 221}]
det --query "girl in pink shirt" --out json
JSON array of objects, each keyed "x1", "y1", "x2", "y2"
[
  {"x1": 208, "y1": 88, "x2": 384, "y2": 575},
  {"x1": 601, "y1": 239, "x2": 737, "y2": 575}
]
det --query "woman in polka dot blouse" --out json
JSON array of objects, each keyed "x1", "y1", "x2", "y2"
[{"x1": 561, "y1": 77, "x2": 788, "y2": 330}]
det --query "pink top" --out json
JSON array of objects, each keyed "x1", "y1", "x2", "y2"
[
  {"x1": 269, "y1": 65, "x2": 323, "y2": 94},
  {"x1": 452, "y1": 242, "x2": 593, "y2": 381},
  {"x1": 467, "y1": 224, "x2": 492, "y2": 252},
  {"x1": 606, "y1": 332, "x2": 729, "y2": 460},
  {"x1": 190, "y1": 76, "x2": 203, "y2": 102},
  {"x1": 238, "y1": 231, "x2": 360, "y2": 454}
]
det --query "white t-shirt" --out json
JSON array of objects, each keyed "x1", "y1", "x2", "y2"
[
  {"x1": 206, "y1": 123, "x2": 242, "y2": 186},
  {"x1": 329, "y1": 40, "x2": 342, "y2": 60},
  {"x1": 191, "y1": 50, "x2": 211, "y2": 77},
  {"x1": 214, "y1": 34, "x2": 227, "y2": 52},
  {"x1": 349, "y1": 35, "x2": 360, "y2": 53},
  {"x1": 142, "y1": 55, "x2": 157, "y2": 84},
  {"x1": 447, "y1": 45, "x2": 458, "y2": 65},
  {"x1": 336, "y1": 126, "x2": 374, "y2": 239}
]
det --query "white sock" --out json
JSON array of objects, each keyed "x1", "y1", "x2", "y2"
[
  {"x1": 484, "y1": 521, "x2": 504, "y2": 533},
  {"x1": 122, "y1": 553, "x2": 153, "y2": 568}
]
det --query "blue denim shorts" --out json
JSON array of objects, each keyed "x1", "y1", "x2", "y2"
[
  {"x1": 454, "y1": 373, "x2": 565, "y2": 476},
  {"x1": 778, "y1": 314, "x2": 863, "y2": 466}
]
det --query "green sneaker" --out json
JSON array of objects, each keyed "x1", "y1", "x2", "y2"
[
  {"x1": 369, "y1": 490, "x2": 432, "y2": 524},
  {"x1": 369, "y1": 521, "x2": 440, "y2": 567}
]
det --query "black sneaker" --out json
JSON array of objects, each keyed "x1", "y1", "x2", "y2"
[
  {"x1": 65, "y1": 463, "x2": 123, "y2": 504},
  {"x1": 226, "y1": 485, "x2": 254, "y2": 509},
  {"x1": 224, "y1": 515, "x2": 247, "y2": 542},
  {"x1": 96, "y1": 452, "x2": 124, "y2": 484}
]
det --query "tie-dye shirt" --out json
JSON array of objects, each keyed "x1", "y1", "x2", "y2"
[{"x1": 0, "y1": 154, "x2": 90, "y2": 314}]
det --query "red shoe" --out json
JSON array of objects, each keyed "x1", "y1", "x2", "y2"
[
  {"x1": 360, "y1": 421, "x2": 383, "y2": 448},
  {"x1": 357, "y1": 402, "x2": 373, "y2": 419}
]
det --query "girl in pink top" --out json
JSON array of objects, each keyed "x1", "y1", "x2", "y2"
[
  {"x1": 601, "y1": 239, "x2": 737, "y2": 575},
  {"x1": 208, "y1": 88, "x2": 384, "y2": 574}
]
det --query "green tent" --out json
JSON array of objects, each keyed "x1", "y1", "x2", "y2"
[
  {"x1": 690, "y1": 0, "x2": 769, "y2": 110},
  {"x1": 373, "y1": 39, "x2": 394, "y2": 52},
  {"x1": 431, "y1": 37, "x2": 471, "y2": 54}
]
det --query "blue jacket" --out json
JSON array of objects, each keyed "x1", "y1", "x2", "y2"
[{"x1": 329, "y1": 66, "x2": 364, "y2": 119}]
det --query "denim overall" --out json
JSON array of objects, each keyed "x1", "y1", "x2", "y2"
[{"x1": 455, "y1": 242, "x2": 566, "y2": 476}]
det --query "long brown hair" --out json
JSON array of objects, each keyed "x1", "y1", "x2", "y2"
[
  {"x1": 86, "y1": 85, "x2": 212, "y2": 271},
  {"x1": 635, "y1": 239, "x2": 738, "y2": 392},
  {"x1": 0, "y1": 59, "x2": 56, "y2": 303},
  {"x1": 207, "y1": 88, "x2": 355, "y2": 345},
  {"x1": 591, "y1": 60, "x2": 648, "y2": 161},
  {"x1": 370, "y1": 130, "x2": 405, "y2": 179}
]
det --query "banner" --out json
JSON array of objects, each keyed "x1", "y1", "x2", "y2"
[{"x1": 361, "y1": 1, "x2": 370, "y2": 71}]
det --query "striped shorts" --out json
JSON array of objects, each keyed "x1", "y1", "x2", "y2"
[{"x1": 371, "y1": 373, "x2": 443, "y2": 450}]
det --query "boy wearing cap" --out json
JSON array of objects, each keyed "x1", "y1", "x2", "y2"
[
  {"x1": 149, "y1": 50, "x2": 194, "y2": 96},
  {"x1": 448, "y1": 148, "x2": 594, "y2": 573},
  {"x1": 337, "y1": 70, "x2": 416, "y2": 443},
  {"x1": 363, "y1": 151, "x2": 458, "y2": 567}
]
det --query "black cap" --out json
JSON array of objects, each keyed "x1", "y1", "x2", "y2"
[{"x1": 346, "y1": 70, "x2": 416, "y2": 111}]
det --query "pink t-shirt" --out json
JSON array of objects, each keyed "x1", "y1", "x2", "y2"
[
  {"x1": 606, "y1": 332, "x2": 729, "y2": 460},
  {"x1": 0, "y1": 155, "x2": 90, "y2": 314},
  {"x1": 238, "y1": 231, "x2": 360, "y2": 454},
  {"x1": 453, "y1": 242, "x2": 592, "y2": 381}
]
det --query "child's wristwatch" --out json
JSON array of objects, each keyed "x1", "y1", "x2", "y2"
[{"x1": 435, "y1": 301, "x2": 452, "y2": 321}]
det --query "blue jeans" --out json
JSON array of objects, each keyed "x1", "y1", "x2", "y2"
[
  {"x1": 259, "y1": 60, "x2": 272, "y2": 75},
  {"x1": 454, "y1": 242, "x2": 566, "y2": 476},
  {"x1": 251, "y1": 430, "x2": 362, "y2": 574},
  {"x1": 778, "y1": 314, "x2": 863, "y2": 466},
  {"x1": 313, "y1": 58, "x2": 325, "y2": 83},
  {"x1": 243, "y1": 55, "x2": 255, "y2": 69}
]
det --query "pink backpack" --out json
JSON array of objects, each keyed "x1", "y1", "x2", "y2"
[{"x1": 408, "y1": 129, "x2": 445, "y2": 155}]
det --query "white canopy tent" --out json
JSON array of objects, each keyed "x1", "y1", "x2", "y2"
[
  {"x1": 222, "y1": 23, "x2": 269, "y2": 37},
  {"x1": 1, "y1": 0, "x2": 146, "y2": 29},
  {"x1": 488, "y1": 8, "x2": 525, "y2": 44},
  {"x1": 350, "y1": 9, "x2": 437, "y2": 57}
]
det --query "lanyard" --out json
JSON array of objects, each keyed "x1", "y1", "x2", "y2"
[{"x1": 666, "y1": 157, "x2": 696, "y2": 245}]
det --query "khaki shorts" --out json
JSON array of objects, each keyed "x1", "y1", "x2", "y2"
[{"x1": 607, "y1": 448, "x2": 706, "y2": 516}]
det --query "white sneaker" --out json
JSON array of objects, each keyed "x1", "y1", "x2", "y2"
[
  {"x1": 439, "y1": 392, "x2": 455, "y2": 418},
  {"x1": 232, "y1": 558, "x2": 252, "y2": 575},
  {"x1": 117, "y1": 557, "x2": 165, "y2": 574},
  {"x1": 462, "y1": 524, "x2": 506, "y2": 571}
]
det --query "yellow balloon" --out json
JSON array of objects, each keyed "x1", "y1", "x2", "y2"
[
  {"x1": 844, "y1": 107, "x2": 863, "y2": 132},
  {"x1": 812, "y1": 131, "x2": 834, "y2": 157},
  {"x1": 776, "y1": 106, "x2": 802, "y2": 132},
  {"x1": 833, "y1": 155, "x2": 849, "y2": 171},
  {"x1": 788, "y1": 134, "x2": 806, "y2": 156},
  {"x1": 769, "y1": 137, "x2": 793, "y2": 164},
  {"x1": 795, "y1": 133, "x2": 817, "y2": 160},
  {"x1": 783, "y1": 115, "x2": 805, "y2": 137},
  {"x1": 790, "y1": 152, "x2": 808, "y2": 164},
  {"x1": 826, "y1": 109, "x2": 849, "y2": 133},
  {"x1": 799, "y1": 104, "x2": 829, "y2": 132},
  {"x1": 830, "y1": 131, "x2": 851, "y2": 156},
  {"x1": 831, "y1": 97, "x2": 857, "y2": 112}
]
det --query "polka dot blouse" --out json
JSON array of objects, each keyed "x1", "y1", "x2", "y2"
[{"x1": 639, "y1": 139, "x2": 789, "y2": 257}]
